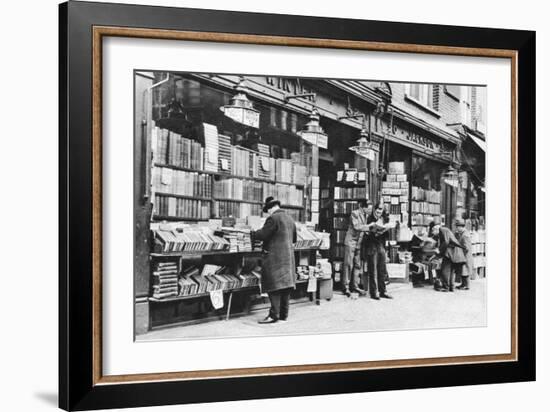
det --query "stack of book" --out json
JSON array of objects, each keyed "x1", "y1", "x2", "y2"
[
  {"x1": 334, "y1": 187, "x2": 368, "y2": 199},
  {"x1": 276, "y1": 159, "x2": 293, "y2": 183},
  {"x1": 178, "y1": 265, "x2": 200, "y2": 296},
  {"x1": 151, "y1": 262, "x2": 179, "y2": 299},
  {"x1": 214, "y1": 178, "x2": 263, "y2": 202},
  {"x1": 275, "y1": 184, "x2": 303, "y2": 206},
  {"x1": 217, "y1": 133, "x2": 232, "y2": 173},
  {"x1": 295, "y1": 223, "x2": 322, "y2": 249},
  {"x1": 255, "y1": 143, "x2": 271, "y2": 180},
  {"x1": 231, "y1": 146, "x2": 259, "y2": 178},
  {"x1": 152, "y1": 226, "x2": 230, "y2": 253},
  {"x1": 217, "y1": 227, "x2": 253, "y2": 252},
  {"x1": 291, "y1": 164, "x2": 307, "y2": 186},
  {"x1": 155, "y1": 128, "x2": 204, "y2": 170},
  {"x1": 152, "y1": 168, "x2": 212, "y2": 197},
  {"x1": 333, "y1": 201, "x2": 359, "y2": 214},
  {"x1": 214, "y1": 201, "x2": 262, "y2": 219},
  {"x1": 153, "y1": 195, "x2": 210, "y2": 220},
  {"x1": 202, "y1": 123, "x2": 219, "y2": 172}
]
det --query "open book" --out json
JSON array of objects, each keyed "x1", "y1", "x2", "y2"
[{"x1": 369, "y1": 221, "x2": 395, "y2": 234}]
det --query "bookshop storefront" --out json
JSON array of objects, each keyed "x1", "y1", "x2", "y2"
[
  {"x1": 135, "y1": 73, "x2": 386, "y2": 332},
  {"x1": 134, "y1": 72, "x2": 476, "y2": 334}
]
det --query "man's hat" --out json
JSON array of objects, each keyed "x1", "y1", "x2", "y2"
[
  {"x1": 455, "y1": 218, "x2": 466, "y2": 227},
  {"x1": 262, "y1": 196, "x2": 281, "y2": 213}
]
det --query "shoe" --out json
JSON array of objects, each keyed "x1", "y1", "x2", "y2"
[
  {"x1": 440, "y1": 288, "x2": 449, "y2": 292},
  {"x1": 449, "y1": 288, "x2": 454, "y2": 292},
  {"x1": 457, "y1": 286, "x2": 465, "y2": 290},
  {"x1": 461, "y1": 287, "x2": 469, "y2": 290},
  {"x1": 258, "y1": 316, "x2": 278, "y2": 324},
  {"x1": 280, "y1": 318, "x2": 288, "y2": 321},
  {"x1": 352, "y1": 288, "x2": 367, "y2": 296},
  {"x1": 380, "y1": 293, "x2": 393, "y2": 299},
  {"x1": 343, "y1": 289, "x2": 351, "y2": 297},
  {"x1": 370, "y1": 295, "x2": 380, "y2": 300}
]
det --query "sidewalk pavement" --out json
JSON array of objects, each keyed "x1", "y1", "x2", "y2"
[{"x1": 137, "y1": 278, "x2": 487, "y2": 341}]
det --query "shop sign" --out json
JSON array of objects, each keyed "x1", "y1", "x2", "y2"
[
  {"x1": 382, "y1": 120, "x2": 444, "y2": 153},
  {"x1": 316, "y1": 134, "x2": 328, "y2": 149}
]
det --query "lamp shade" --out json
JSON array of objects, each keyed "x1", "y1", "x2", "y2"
[
  {"x1": 220, "y1": 80, "x2": 260, "y2": 128},
  {"x1": 297, "y1": 109, "x2": 328, "y2": 149}
]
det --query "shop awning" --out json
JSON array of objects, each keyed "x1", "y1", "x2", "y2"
[{"x1": 467, "y1": 132, "x2": 486, "y2": 152}]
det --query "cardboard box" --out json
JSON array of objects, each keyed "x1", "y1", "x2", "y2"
[
  {"x1": 400, "y1": 195, "x2": 409, "y2": 203},
  {"x1": 382, "y1": 181, "x2": 401, "y2": 189},
  {"x1": 400, "y1": 189, "x2": 409, "y2": 196},
  {"x1": 318, "y1": 278, "x2": 334, "y2": 300},
  {"x1": 386, "y1": 174, "x2": 397, "y2": 182},
  {"x1": 396, "y1": 174, "x2": 407, "y2": 182},
  {"x1": 388, "y1": 162, "x2": 405, "y2": 175},
  {"x1": 400, "y1": 182, "x2": 409, "y2": 189},
  {"x1": 386, "y1": 263, "x2": 409, "y2": 283}
]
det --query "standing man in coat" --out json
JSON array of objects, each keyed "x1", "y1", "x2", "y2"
[
  {"x1": 362, "y1": 202, "x2": 393, "y2": 300},
  {"x1": 342, "y1": 200, "x2": 373, "y2": 297},
  {"x1": 431, "y1": 223, "x2": 466, "y2": 292},
  {"x1": 455, "y1": 219, "x2": 473, "y2": 290},
  {"x1": 252, "y1": 197, "x2": 297, "y2": 324}
]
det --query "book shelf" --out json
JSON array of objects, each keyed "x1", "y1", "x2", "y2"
[{"x1": 148, "y1": 124, "x2": 321, "y2": 328}]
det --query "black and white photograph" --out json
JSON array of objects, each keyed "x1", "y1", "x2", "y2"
[{"x1": 134, "y1": 72, "x2": 487, "y2": 341}]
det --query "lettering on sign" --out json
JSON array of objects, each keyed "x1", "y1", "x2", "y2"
[{"x1": 265, "y1": 77, "x2": 315, "y2": 102}]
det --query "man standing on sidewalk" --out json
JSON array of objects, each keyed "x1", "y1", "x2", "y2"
[
  {"x1": 362, "y1": 202, "x2": 393, "y2": 300},
  {"x1": 342, "y1": 200, "x2": 372, "y2": 297},
  {"x1": 253, "y1": 197, "x2": 297, "y2": 324}
]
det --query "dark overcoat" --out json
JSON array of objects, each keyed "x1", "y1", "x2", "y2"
[{"x1": 252, "y1": 209, "x2": 297, "y2": 293}]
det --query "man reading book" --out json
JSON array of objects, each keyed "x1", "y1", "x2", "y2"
[
  {"x1": 362, "y1": 202, "x2": 393, "y2": 300},
  {"x1": 342, "y1": 200, "x2": 373, "y2": 297}
]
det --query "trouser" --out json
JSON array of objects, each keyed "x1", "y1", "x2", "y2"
[
  {"x1": 268, "y1": 288, "x2": 292, "y2": 320},
  {"x1": 343, "y1": 243, "x2": 362, "y2": 291},
  {"x1": 440, "y1": 258, "x2": 463, "y2": 291},
  {"x1": 366, "y1": 249, "x2": 387, "y2": 297}
]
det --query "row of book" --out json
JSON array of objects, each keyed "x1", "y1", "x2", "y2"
[
  {"x1": 263, "y1": 183, "x2": 304, "y2": 207},
  {"x1": 218, "y1": 227, "x2": 253, "y2": 252},
  {"x1": 153, "y1": 195, "x2": 210, "y2": 220},
  {"x1": 175, "y1": 265, "x2": 262, "y2": 297},
  {"x1": 334, "y1": 187, "x2": 368, "y2": 200},
  {"x1": 151, "y1": 262, "x2": 179, "y2": 299},
  {"x1": 154, "y1": 128, "x2": 204, "y2": 170},
  {"x1": 336, "y1": 169, "x2": 367, "y2": 183},
  {"x1": 153, "y1": 168, "x2": 212, "y2": 198},
  {"x1": 333, "y1": 201, "x2": 360, "y2": 214},
  {"x1": 411, "y1": 200, "x2": 441, "y2": 215},
  {"x1": 213, "y1": 201, "x2": 262, "y2": 220},
  {"x1": 295, "y1": 223, "x2": 323, "y2": 249},
  {"x1": 214, "y1": 178, "x2": 263, "y2": 203},
  {"x1": 152, "y1": 227, "x2": 230, "y2": 253},
  {"x1": 411, "y1": 213, "x2": 442, "y2": 226},
  {"x1": 411, "y1": 187, "x2": 442, "y2": 203}
]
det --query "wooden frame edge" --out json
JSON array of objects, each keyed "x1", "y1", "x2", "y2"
[{"x1": 91, "y1": 26, "x2": 518, "y2": 386}]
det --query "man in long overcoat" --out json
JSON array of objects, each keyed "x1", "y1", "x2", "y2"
[
  {"x1": 455, "y1": 218, "x2": 473, "y2": 290},
  {"x1": 252, "y1": 197, "x2": 297, "y2": 324}
]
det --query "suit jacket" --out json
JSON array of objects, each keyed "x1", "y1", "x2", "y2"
[
  {"x1": 344, "y1": 208, "x2": 369, "y2": 249},
  {"x1": 438, "y1": 226, "x2": 466, "y2": 264},
  {"x1": 361, "y1": 212, "x2": 389, "y2": 258},
  {"x1": 456, "y1": 230, "x2": 474, "y2": 276},
  {"x1": 252, "y1": 209, "x2": 297, "y2": 293}
]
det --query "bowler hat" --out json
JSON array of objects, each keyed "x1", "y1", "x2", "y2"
[
  {"x1": 262, "y1": 196, "x2": 280, "y2": 213},
  {"x1": 455, "y1": 218, "x2": 466, "y2": 227}
]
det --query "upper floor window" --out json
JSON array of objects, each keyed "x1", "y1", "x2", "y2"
[{"x1": 405, "y1": 83, "x2": 439, "y2": 113}]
